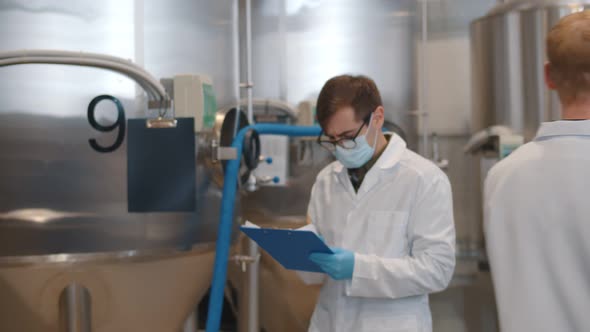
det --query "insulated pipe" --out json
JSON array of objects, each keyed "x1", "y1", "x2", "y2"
[
  {"x1": 0, "y1": 56, "x2": 161, "y2": 100},
  {"x1": 0, "y1": 57, "x2": 159, "y2": 100},
  {"x1": 205, "y1": 124, "x2": 322, "y2": 332},
  {"x1": 0, "y1": 50, "x2": 164, "y2": 96},
  {"x1": 0, "y1": 49, "x2": 148, "y2": 72},
  {"x1": 0, "y1": 54, "x2": 167, "y2": 101}
]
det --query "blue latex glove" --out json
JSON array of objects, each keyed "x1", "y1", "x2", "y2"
[{"x1": 309, "y1": 247, "x2": 355, "y2": 280}]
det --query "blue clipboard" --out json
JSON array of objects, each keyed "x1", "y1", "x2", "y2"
[{"x1": 240, "y1": 227, "x2": 333, "y2": 273}]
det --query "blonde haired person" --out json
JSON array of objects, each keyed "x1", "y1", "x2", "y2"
[{"x1": 484, "y1": 11, "x2": 590, "y2": 332}]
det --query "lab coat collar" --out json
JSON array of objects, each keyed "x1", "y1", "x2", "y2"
[
  {"x1": 535, "y1": 120, "x2": 590, "y2": 140},
  {"x1": 332, "y1": 131, "x2": 407, "y2": 191},
  {"x1": 374, "y1": 133, "x2": 407, "y2": 169},
  {"x1": 332, "y1": 133, "x2": 406, "y2": 174}
]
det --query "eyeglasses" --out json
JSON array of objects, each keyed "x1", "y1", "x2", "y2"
[{"x1": 317, "y1": 113, "x2": 372, "y2": 152}]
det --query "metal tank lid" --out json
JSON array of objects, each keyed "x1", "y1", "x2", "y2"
[{"x1": 476, "y1": 0, "x2": 590, "y2": 20}]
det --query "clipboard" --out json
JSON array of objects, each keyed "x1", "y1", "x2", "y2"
[
  {"x1": 127, "y1": 117, "x2": 196, "y2": 212},
  {"x1": 240, "y1": 226, "x2": 333, "y2": 273}
]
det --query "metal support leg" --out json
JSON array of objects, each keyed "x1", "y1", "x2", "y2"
[
  {"x1": 247, "y1": 239, "x2": 260, "y2": 332},
  {"x1": 183, "y1": 311, "x2": 197, "y2": 332},
  {"x1": 59, "y1": 283, "x2": 92, "y2": 332}
]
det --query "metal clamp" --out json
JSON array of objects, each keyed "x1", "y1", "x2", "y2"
[
  {"x1": 256, "y1": 176, "x2": 276, "y2": 184},
  {"x1": 407, "y1": 109, "x2": 427, "y2": 117},
  {"x1": 231, "y1": 254, "x2": 260, "y2": 272},
  {"x1": 146, "y1": 117, "x2": 177, "y2": 128},
  {"x1": 211, "y1": 139, "x2": 238, "y2": 162},
  {"x1": 431, "y1": 133, "x2": 450, "y2": 170},
  {"x1": 147, "y1": 99, "x2": 172, "y2": 110},
  {"x1": 436, "y1": 159, "x2": 449, "y2": 170}
]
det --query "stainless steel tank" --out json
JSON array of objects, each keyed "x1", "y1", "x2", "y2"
[
  {"x1": 245, "y1": 0, "x2": 418, "y2": 147},
  {"x1": 0, "y1": 1, "x2": 239, "y2": 331},
  {"x1": 471, "y1": 0, "x2": 590, "y2": 140}
]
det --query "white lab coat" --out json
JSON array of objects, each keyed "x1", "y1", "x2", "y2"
[
  {"x1": 484, "y1": 120, "x2": 590, "y2": 332},
  {"x1": 300, "y1": 134, "x2": 456, "y2": 332}
]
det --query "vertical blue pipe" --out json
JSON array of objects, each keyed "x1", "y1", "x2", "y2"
[{"x1": 206, "y1": 124, "x2": 321, "y2": 332}]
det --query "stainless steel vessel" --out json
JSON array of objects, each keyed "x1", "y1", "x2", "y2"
[
  {"x1": 471, "y1": 0, "x2": 590, "y2": 140},
  {"x1": 0, "y1": 1, "x2": 239, "y2": 331},
  {"x1": 245, "y1": 0, "x2": 418, "y2": 147}
]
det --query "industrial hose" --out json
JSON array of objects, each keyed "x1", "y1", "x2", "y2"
[
  {"x1": 205, "y1": 124, "x2": 321, "y2": 332},
  {"x1": 0, "y1": 50, "x2": 168, "y2": 101}
]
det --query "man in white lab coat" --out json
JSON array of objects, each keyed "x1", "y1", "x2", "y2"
[
  {"x1": 300, "y1": 75, "x2": 455, "y2": 332},
  {"x1": 484, "y1": 11, "x2": 590, "y2": 332}
]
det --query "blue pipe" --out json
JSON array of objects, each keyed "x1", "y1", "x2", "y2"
[{"x1": 206, "y1": 124, "x2": 321, "y2": 332}]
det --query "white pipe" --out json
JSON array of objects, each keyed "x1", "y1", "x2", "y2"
[
  {"x1": 245, "y1": 0, "x2": 254, "y2": 124},
  {"x1": 247, "y1": 237, "x2": 259, "y2": 332},
  {"x1": 243, "y1": 2, "x2": 259, "y2": 331},
  {"x1": 0, "y1": 53, "x2": 167, "y2": 101},
  {"x1": 134, "y1": 0, "x2": 147, "y2": 113},
  {"x1": 278, "y1": 0, "x2": 288, "y2": 101},
  {"x1": 419, "y1": 0, "x2": 430, "y2": 158},
  {"x1": 0, "y1": 57, "x2": 162, "y2": 100},
  {"x1": 183, "y1": 313, "x2": 197, "y2": 332},
  {"x1": 0, "y1": 50, "x2": 149, "y2": 74},
  {"x1": 0, "y1": 54, "x2": 166, "y2": 99},
  {"x1": 233, "y1": 0, "x2": 241, "y2": 110},
  {"x1": 0, "y1": 56, "x2": 157, "y2": 100}
]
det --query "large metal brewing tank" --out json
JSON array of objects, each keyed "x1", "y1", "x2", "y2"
[
  {"x1": 0, "y1": 1, "x2": 238, "y2": 331},
  {"x1": 247, "y1": 0, "x2": 417, "y2": 147},
  {"x1": 0, "y1": 76, "x2": 220, "y2": 332},
  {"x1": 471, "y1": 0, "x2": 590, "y2": 140}
]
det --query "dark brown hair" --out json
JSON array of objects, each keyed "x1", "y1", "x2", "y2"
[
  {"x1": 316, "y1": 75, "x2": 383, "y2": 128},
  {"x1": 547, "y1": 11, "x2": 590, "y2": 103}
]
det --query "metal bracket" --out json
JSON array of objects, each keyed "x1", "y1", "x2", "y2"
[
  {"x1": 211, "y1": 139, "x2": 237, "y2": 162},
  {"x1": 431, "y1": 133, "x2": 449, "y2": 170},
  {"x1": 146, "y1": 117, "x2": 177, "y2": 128},
  {"x1": 407, "y1": 109, "x2": 427, "y2": 117},
  {"x1": 147, "y1": 99, "x2": 172, "y2": 109},
  {"x1": 231, "y1": 254, "x2": 260, "y2": 272},
  {"x1": 436, "y1": 159, "x2": 450, "y2": 170}
]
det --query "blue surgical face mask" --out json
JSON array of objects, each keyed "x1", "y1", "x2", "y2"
[{"x1": 333, "y1": 114, "x2": 378, "y2": 169}]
